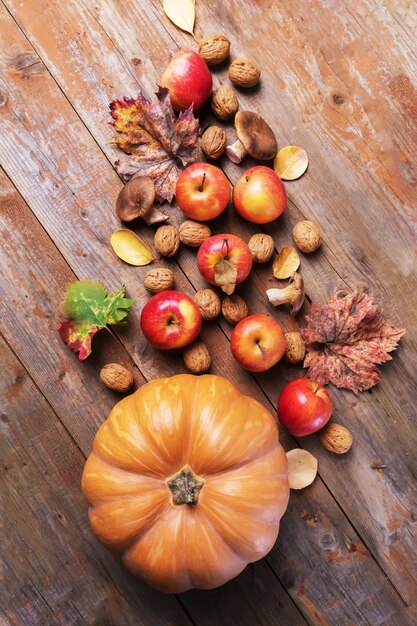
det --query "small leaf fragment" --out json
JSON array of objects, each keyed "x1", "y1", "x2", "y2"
[
  {"x1": 214, "y1": 259, "x2": 238, "y2": 295},
  {"x1": 274, "y1": 146, "x2": 309, "y2": 181},
  {"x1": 110, "y1": 229, "x2": 155, "y2": 266},
  {"x1": 273, "y1": 246, "x2": 300, "y2": 279},
  {"x1": 163, "y1": 0, "x2": 195, "y2": 35},
  {"x1": 286, "y1": 449, "x2": 318, "y2": 490},
  {"x1": 58, "y1": 280, "x2": 134, "y2": 360}
]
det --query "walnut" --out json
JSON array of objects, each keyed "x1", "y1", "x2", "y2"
[
  {"x1": 211, "y1": 86, "x2": 239, "y2": 121},
  {"x1": 222, "y1": 294, "x2": 248, "y2": 324},
  {"x1": 100, "y1": 363, "x2": 134, "y2": 393},
  {"x1": 319, "y1": 423, "x2": 353, "y2": 454},
  {"x1": 194, "y1": 289, "x2": 221, "y2": 320},
  {"x1": 292, "y1": 220, "x2": 321, "y2": 253},
  {"x1": 248, "y1": 234, "x2": 274, "y2": 263},
  {"x1": 179, "y1": 221, "x2": 211, "y2": 247},
  {"x1": 198, "y1": 34, "x2": 230, "y2": 66},
  {"x1": 144, "y1": 268, "x2": 174, "y2": 293},
  {"x1": 284, "y1": 332, "x2": 306, "y2": 364},
  {"x1": 229, "y1": 58, "x2": 261, "y2": 88},
  {"x1": 200, "y1": 126, "x2": 227, "y2": 160},
  {"x1": 183, "y1": 341, "x2": 211, "y2": 374},
  {"x1": 153, "y1": 225, "x2": 180, "y2": 257}
]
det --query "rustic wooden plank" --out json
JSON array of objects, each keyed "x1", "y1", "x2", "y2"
[
  {"x1": 29, "y1": 0, "x2": 417, "y2": 607},
  {"x1": 0, "y1": 161, "x2": 306, "y2": 625},
  {"x1": 0, "y1": 332, "x2": 192, "y2": 626},
  {"x1": 0, "y1": 1, "x2": 412, "y2": 620}
]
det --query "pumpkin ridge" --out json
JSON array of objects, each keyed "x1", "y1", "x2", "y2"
[
  {"x1": 189, "y1": 507, "x2": 248, "y2": 571},
  {"x1": 88, "y1": 492, "x2": 169, "y2": 552},
  {"x1": 84, "y1": 451, "x2": 166, "y2": 487},
  {"x1": 198, "y1": 497, "x2": 279, "y2": 561},
  {"x1": 104, "y1": 408, "x2": 175, "y2": 477},
  {"x1": 195, "y1": 436, "x2": 280, "y2": 478}
]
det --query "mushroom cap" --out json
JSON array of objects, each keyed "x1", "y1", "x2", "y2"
[
  {"x1": 116, "y1": 176, "x2": 156, "y2": 222},
  {"x1": 235, "y1": 111, "x2": 277, "y2": 160}
]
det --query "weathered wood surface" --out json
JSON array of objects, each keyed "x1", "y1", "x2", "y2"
[{"x1": 0, "y1": 0, "x2": 416, "y2": 624}]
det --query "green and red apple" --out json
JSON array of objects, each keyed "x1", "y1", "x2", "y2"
[
  {"x1": 233, "y1": 165, "x2": 287, "y2": 224},
  {"x1": 230, "y1": 314, "x2": 286, "y2": 372},
  {"x1": 197, "y1": 234, "x2": 253, "y2": 295},
  {"x1": 160, "y1": 49, "x2": 212, "y2": 112},
  {"x1": 277, "y1": 378, "x2": 332, "y2": 436},
  {"x1": 176, "y1": 163, "x2": 231, "y2": 221},
  {"x1": 140, "y1": 291, "x2": 202, "y2": 350}
]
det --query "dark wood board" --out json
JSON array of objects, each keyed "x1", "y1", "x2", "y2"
[{"x1": 0, "y1": 0, "x2": 416, "y2": 624}]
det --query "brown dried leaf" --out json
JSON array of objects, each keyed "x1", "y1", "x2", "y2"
[
  {"x1": 214, "y1": 259, "x2": 238, "y2": 295},
  {"x1": 302, "y1": 288, "x2": 406, "y2": 393},
  {"x1": 110, "y1": 88, "x2": 199, "y2": 203},
  {"x1": 273, "y1": 246, "x2": 300, "y2": 279},
  {"x1": 274, "y1": 146, "x2": 309, "y2": 181}
]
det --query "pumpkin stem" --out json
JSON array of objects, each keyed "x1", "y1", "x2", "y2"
[{"x1": 166, "y1": 465, "x2": 205, "y2": 506}]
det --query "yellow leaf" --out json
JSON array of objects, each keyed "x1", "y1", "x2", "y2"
[
  {"x1": 272, "y1": 246, "x2": 300, "y2": 279},
  {"x1": 110, "y1": 229, "x2": 155, "y2": 266},
  {"x1": 163, "y1": 0, "x2": 195, "y2": 35},
  {"x1": 274, "y1": 146, "x2": 309, "y2": 181}
]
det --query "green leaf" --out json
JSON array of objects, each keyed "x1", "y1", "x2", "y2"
[{"x1": 58, "y1": 280, "x2": 134, "y2": 360}]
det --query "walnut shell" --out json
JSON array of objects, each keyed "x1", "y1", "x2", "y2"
[
  {"x1": 200, "y1": 126, "x2": 227, "y2": 160},
  {"x1": 211, "y1": 86, "x2": 239, "y2": 121},
  {"x1": 198, "y1": 34, "x2": 230, "y2": 66},
  {"x1": 153, "y1": 225, "x2": 180, "y2": 257},
  {"x1": 222, "y1": 294, "x2": 248, "y2": 325},
  {"x1": 229, "y1": 58, "x2": 261, "y2": 88},
  {"x1": 183, "y1": 341, "x2": 211, "y2": 374},
  {"x1": 284, "y1": 332, "x2": 306, "y2": 364},
  {"x1": 292, "y1": 220, "x2": 321, "y2": 253},
  {"x1": 179, "y1": 221, "x2": 211, "y2": 247},
  {"x1": 144, "y1": 268, "x2": 174, "y2": 293},
  {"x1": 248, "y1": 234, "x2": 274, "y2": 263},
  {"x1": 100, "y1": 363, "x2": 133, "y2": 393},
  {"x1": 194, "y1": 289, "x2": 221, "y2": 320},
  {"x1": 319, "y1": 423, "x2": 353, "y2": 454}
]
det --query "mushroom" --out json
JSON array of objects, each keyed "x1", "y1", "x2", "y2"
[
  {"x1": 266, "y1": 272, "x2": 305, "y2": 316},
  {"x1": 116, "y1": 176, "x2": 156, "y2": 222},
  {"x1": 226, "y1": 111, "x2": 277, "y2": 164}
]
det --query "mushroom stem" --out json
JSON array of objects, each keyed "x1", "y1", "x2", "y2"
[
  {"x1": 226, "y1": 139, "x2": 248, "y2": 164},
  {"x1": 143, "y1": 206, "x2": 169, "y2": 225},
  {"x1": 266, "y1": 272, "x2": 305, "y2": 316}
]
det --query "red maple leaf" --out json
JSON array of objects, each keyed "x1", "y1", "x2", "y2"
[{"x1": 302, "y1": 288, "x2": 405, "y2": 393}]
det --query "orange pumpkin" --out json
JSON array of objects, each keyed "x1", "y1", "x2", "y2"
[{"x1": 82, "y1": 374, "x2": 289, "y2": 592}]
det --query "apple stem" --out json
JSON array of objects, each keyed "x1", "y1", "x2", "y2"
[
  {"x1": 221, "y1": 238, "x2": 230, "y2": 259},
  {"x1": 199, "y1": 173, "x2": 206, "y2": 193}
]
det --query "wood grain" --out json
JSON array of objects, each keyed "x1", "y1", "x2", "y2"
[{"x1": 1, "y1": 0, "x2": 417, "y2": 623}]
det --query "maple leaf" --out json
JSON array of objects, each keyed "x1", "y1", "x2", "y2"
[
  {"x1": 110, "y1": 87, "x2": 199, "y2": 203},
  {"x1": 302, "y1": 288, "x2": 405, "y2": 393},
  {"x1": 58, "y1": 280, "x2": 134, "y2": 360}
]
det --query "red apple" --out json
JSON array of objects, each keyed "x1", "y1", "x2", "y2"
[
  {"x1": 160, "y1": 49, "x2": 212, "y2": 112},
  {"x1": 233, "y1": 165, "x2": 287, "y2": 224},
  {"x1": 140, "y1": 290, "x2": 202, "y2": 350},
  {"x1": 176, "y1": 163, "x2": 231, "y2": 221},
  {"x1": 230, "y1": 314, "x2": 286, "y2": 372},
  {"x1": 197, "y1": 234, "x2": 253, "y2": 294},
  {"x1": 277, "y1": 378, "x2": 332, "y2": 436}
]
